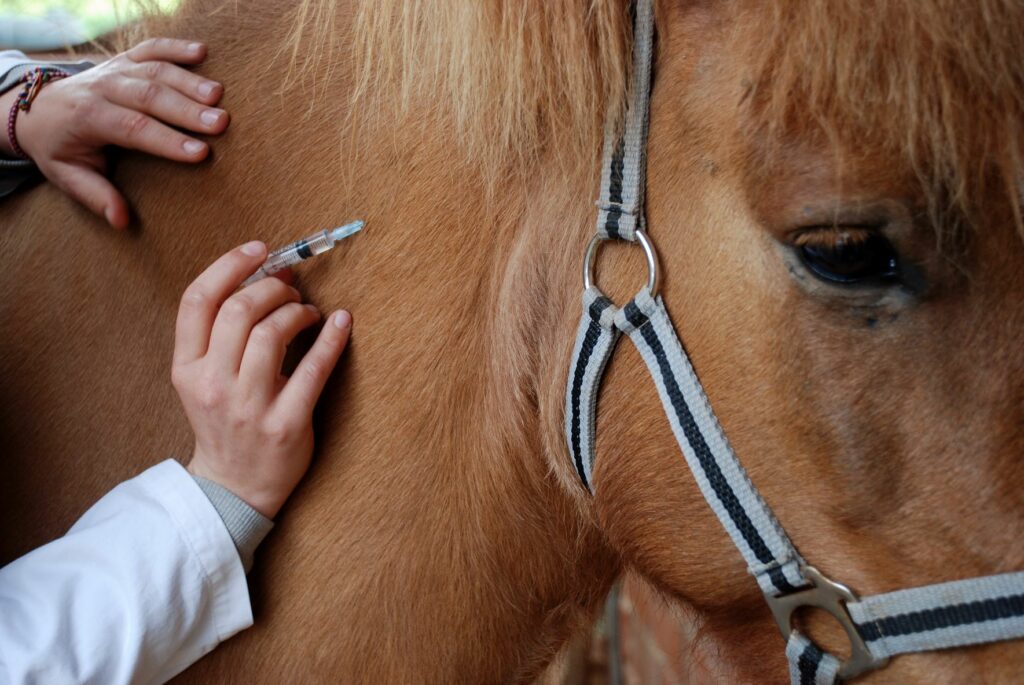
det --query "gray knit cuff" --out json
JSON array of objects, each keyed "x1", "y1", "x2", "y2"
[{"x1": 191, "y1": 475, "x2": 274, "y2": 573}]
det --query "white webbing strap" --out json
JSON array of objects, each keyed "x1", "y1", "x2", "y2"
[
  {"x1": 786, "y1": 633, "x2": 842, "y2": 685},
  {"x1": 565, "y1": 288, "x2": 619, "y2": 492},
  {"x1": 613, "y1": 291, "x2": 808, "y2": 595},
  {"x1": 595, "y1": 0, "x2": 654, "y2": 243},
  {"x1": 849, "y1": 570, "x2": 1024, "y2": 661},
  {"x1": 564, "y1": 287, "x2": 809, "y2": 594}
]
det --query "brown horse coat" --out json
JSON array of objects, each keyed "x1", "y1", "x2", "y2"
[{"x1": 2, "y1": 0, "x2": 1023, "y2": 682}]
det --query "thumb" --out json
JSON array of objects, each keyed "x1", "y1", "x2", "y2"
[{"x1": 49, "y1": 163, "x2": 130, "y2": 229}]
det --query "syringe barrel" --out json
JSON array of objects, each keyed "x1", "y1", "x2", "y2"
[
  {"x1": 240, "y1": 222, "x2": 360, "y2": 288},
  {"x1": 263, "y1": 229, "x2": 331, "y2": 271},
  {"x1": 273, "y1": 229, "x2": 332, "y2": 259}
]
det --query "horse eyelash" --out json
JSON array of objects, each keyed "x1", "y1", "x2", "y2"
[{"x1": 792, "y1": 227, "x2": 878, "y2": 249}]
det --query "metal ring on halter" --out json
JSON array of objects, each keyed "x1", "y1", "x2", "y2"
[{"x1": 582, "y1": 229, "x2": 659, "y2": 297}]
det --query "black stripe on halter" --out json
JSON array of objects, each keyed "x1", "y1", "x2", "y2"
[
  {"x1": 604, "y1": 138, "x2": 626, "y2": 240},
  {"x1": 857, "y1": 593, "x2": 1024, "y2": 642},
  {"x1": 568, "y1": 296, "x2": 615, "y2": 489},
  {"x1": 622, "y1": 300, "x2": 798, "y2": 594},
  {"x1": 797, "y1": 641, "x2": 824, "y2": 685}
]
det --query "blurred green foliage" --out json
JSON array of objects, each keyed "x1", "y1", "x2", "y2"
[{"x1": 1, "y1": 0, "x2": 179, "y2": 39}]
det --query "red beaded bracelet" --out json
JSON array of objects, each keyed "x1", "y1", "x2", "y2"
[{"x1": 6, "y1": 66, "x2": 71, "y2": 160}]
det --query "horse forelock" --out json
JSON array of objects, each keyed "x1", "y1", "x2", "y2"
[{"x1": 746, "y1": 0, "x2": 1024, "y2": 236}]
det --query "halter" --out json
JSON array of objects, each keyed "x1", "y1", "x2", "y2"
[{"x1": 563, "y1": 1, "x2": 1024, "y2": 682}]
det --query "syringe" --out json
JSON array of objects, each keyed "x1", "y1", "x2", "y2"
[{"x1": 242, "y1": 220, "x2": 364, "y2": 287}]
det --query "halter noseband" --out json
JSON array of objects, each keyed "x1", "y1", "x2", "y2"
[{"x1": 563, "y1": 1, "x2": 1024, "y2": 682}]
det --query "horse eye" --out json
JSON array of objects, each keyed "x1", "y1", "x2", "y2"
[{"x1": 796, "y1": 230, "x2": 901, "y2": 285}]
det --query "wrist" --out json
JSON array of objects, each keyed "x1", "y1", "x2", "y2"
[
  {"x1": 191, "y1": 474, "x2": 274, "y2": 572},
  {"x1": 5, "y1": 68, "x2": 68, "y2": 162},
  {"x1": 186, "y1": 454, "x2": 284, "y2": 519},
  {"x1": 10, "y1": 85, "x2": 57, "y2": 163},
  {"x1": 0, "y1": 88, "x2": 19, "y2": 158}
]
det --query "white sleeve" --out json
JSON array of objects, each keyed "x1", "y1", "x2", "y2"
[
  {"x1": 0, "y1": 49, "x2": 94, "y2": 93},
  {"x1": 0, "y1": 51, "x2": 30, "y2": 78},
  {"x1": 0, "y1": 459, "x2": 253, "y2": 685}
]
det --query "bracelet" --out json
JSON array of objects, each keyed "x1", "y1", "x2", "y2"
[{"x1": 6, "y1": 66, "x2": 70, "y2": 160}]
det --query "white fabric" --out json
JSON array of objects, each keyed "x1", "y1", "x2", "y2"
[
  {"x1": 0, "y1": 459, "x2": 253, "y2": 685},
  {"x1": 785, "y1": 633, "x2": 841, "y2": 685},
  {"x1": 0, "y1": 50, "x2": 30, "y2": 77},
  {"x1": 0, "y1": 49, "x2": 93, "y2": 92},
  {"x1": 848, "y1": 570, "x2": 1024, "y2": 662}
]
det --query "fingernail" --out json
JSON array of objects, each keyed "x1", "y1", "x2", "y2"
[
  {"x1": 189, "y1": 42, "x2": 203, "y2": 53},
  {"x1": 198, "y1": 81, "x2": 217, "y2": 98},
  {"x1": 200, "y1": 108, "x2": 222, "y2": 125},
  {"x1": 241, "y1": 241, "x2": 264, "y2": 256},
  {"x1": 305, "y1": 304, "x2": 320, "y2": 316},
  {"x1": 183, "y1": 139, "x2": 205, "y2": 155},
  {"x1": 104, "y1": 206, "x2": 115, "y2": 225},
  {"x1": 333, "y1": 310, "x2": 352, "y2": 330},
  {"x1": 289, "y1": 286, "x2": 301, "y2": 298}
]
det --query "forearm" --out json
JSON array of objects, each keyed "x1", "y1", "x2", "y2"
[{"x1": 0, "y1": 460, "x2": 258, "y2": 684}]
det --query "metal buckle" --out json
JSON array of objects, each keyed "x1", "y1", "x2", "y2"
[
  {"x1": 582, "y1": 229, "x2": 659, "y2": 297},
  {"x1": 766, "y1": 566, "x2": 888, "y2": 680}
]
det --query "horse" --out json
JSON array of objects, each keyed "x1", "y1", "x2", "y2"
[{"x1": 1, "y1": 0, "x2": 1022, "y2": 682}]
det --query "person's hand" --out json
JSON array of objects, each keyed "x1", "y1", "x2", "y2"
[
  {"x1": 172, "y1": 242, "x2": 352, "y2": 518},
  {"x1": 6, "y1": 39, "x2": 229, "y2": 229}
]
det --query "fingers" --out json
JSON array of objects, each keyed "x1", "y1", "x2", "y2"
[
  {"x1": 92, "y1": 102, "x2": 210, "y2": 163},
  {"x1": 240, "y1": 302, "x2": 322, "y2": 396},
  {"x1": 103, "y1": 75, "x2": 228, "y2": 135},
  {"x1": 125, "y1": 38, "x2": 207, "y2": 66},
  {"x1": 278, "y1": 310, "x2": 352, "y2": 415},
  {"x1": 125, "y1": 60, "x2": 223, "y2": 105},
  {"x1": 206, "y1": 276, "x2": 301, "y2": 372},
  {"x1": 49, "y1": 162, "x2": 129, "y2": 229},
  {"x1": 273, "y1": 267, "x2": 295, "y2": 286},
  {"x1": 174, "y1": 242, "x2": 266, "y2": 365}
]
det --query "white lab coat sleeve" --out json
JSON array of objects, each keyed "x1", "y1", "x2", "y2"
[{"x1": 0, "y1": 459, "x2": 253, "y2": 685}]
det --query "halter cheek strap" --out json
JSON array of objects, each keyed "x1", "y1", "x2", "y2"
[{"x1": 564, "y1": 1, "x2": 1024, "y2": 682}]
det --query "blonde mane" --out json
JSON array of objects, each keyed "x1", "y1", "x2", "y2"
[
  {"x1": 312, "y1": 0, "x2": 1020, "y2": 230},
  {"x1": 282, "y1": 0, "x2": 632, "y2": 174},
  {"x1": 116, "y1": 0, "x2": 1024, "y2": 230}
]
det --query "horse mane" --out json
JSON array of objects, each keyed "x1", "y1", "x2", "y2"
[
  {"x1": 115, "y1": 0, "x2": 1023, "y2": 231},
  {"x1": 335, "y1": 0, "x2": 1022, "y2": 232},
  {"x1": 283, "y1": 0, "x2": 633, "y2": 176}
]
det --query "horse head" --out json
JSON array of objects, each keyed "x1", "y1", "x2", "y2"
[{"x1": 569, "y1": 1, "x2": 1024, "y2": 681}]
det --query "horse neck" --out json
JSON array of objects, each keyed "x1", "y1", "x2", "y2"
[{"x1": 116, "y1": 2, "x2": 622, "y2": 681}]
